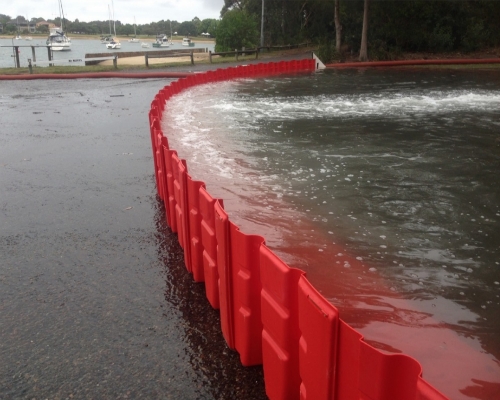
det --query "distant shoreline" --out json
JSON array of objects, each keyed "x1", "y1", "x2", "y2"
[{"x1": 0, "y1": 34, "x2": 214, "y2": 44}]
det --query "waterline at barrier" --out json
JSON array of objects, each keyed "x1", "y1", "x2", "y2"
[{"x1": 149, "y1": 59, "x2": 449, "y2": 400}]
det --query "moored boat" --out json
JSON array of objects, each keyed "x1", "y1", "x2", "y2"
[
  {"x1": 129, "y1": 17, "x2": 140, "y2": 43},
  {"x1": 106, "y1": 0, "x2": 121, "y2": 49},
  {"x1": 152, "y1": 34, "x2": 169, "y2": 48},
  {"x1": 47, "y1": 0, "x2": 71, "y2": 51},
  {"x1": 46, "y1": 27, "x2": 71, "y2": 51},
  {"x1": 182, "y1": 37, "x2": 195, "y2": 47},
  {"x1": 106, "y1": 38, "x2": 121, "y2": 49}
]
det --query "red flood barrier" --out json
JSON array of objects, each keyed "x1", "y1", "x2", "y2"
[{"x1": 148, "y1": 59, "x2": 448, "y2": 400}]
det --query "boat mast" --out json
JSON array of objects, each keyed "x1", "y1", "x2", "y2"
[
  {"x1": 59, "y1": 0, "x2": 65, "y2": 32},
  {"x1": 108, "y1": 4, "x2": 112, "y2": 35},
  {"x1": 111, "y1": 0, "x2": 117, "y2": 37}
]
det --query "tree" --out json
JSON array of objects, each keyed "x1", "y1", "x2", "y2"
[
  {"x1": 215, "y1": 9, "x2": 259, "y2": 52},
  {"x1": 177, "y1": 21, "x2": 198, "y2": 36},
  {"x1": 359, "y1": 0, "x2": 369, "y2": 61},
  {"x1": 37, "y1": 25, "x2": 49, "y2": 34},
  {"x1": 334, "y1": 0, "x2": 341, "y2": 53},
  {"x1": 199, "y1": 18, "x2": 218, "y2": 35}
]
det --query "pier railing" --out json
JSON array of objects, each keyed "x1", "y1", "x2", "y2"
[{"x1": 1, "y1": 45, "x2": 53, "y2": 68}]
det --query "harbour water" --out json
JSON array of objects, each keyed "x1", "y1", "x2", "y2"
[
  {"x1": 0, "y1": 37, "x2": 214, "y2": 68},
  {"x1": 162, "y1": 68, "x2": 500, "y2": 399}
]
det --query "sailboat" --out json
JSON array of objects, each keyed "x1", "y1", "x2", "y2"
[
  {"x1": 46, "y1": 0, "x2": 71, "y2": 51},
  {"x1": 14, "y1": 18, "x2": 22, "y2": 39},
  {"x1": 129, "y1": 17, "x2": 139, "y2": 43},
  {"x1": 100, "y1": 5, "x2": 113, "y2": 43},
  {"x1": 106, "y1": 0, "x2": 121, "y2": 49}
]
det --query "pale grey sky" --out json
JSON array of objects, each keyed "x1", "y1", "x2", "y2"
[{"x1": 4, "y1": 0, "x2": 225, "y2": 25}]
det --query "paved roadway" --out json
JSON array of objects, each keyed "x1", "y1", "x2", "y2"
[{"x1": 0, "y1": 77, "x2": 267, "y2": 399}]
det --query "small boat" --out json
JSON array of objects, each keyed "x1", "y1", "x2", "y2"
[
  {"x1": 25, "y1": 36, "x2": 32, "y2": 41},
  {"x1": 141, "y1": 42, "x2": 150, "y2": 48},
  {"x1": 129, "y1": 17, "x2": 140, "y2": 43},
  {"x1": 47, "y1": 1, "x2": 71, "y2": 51},
  {"x1": 106, "y1": 38, "x2": 121, "y2": 49},
  {"x1": 14, "y1": 35, "x2": 22, "y2": 40},
  {"x1": 47, "y1": 27, "x2": 71, "y2": 51},
  {"x1": 182, "y1": 37, "x2": 195, "y2": 47},
  {"x1": 106, "y1": 1, "x2": 120, "y2": 49},
  {"x1": 152, "y1": 34, "x2": 169, "y2": 48}
]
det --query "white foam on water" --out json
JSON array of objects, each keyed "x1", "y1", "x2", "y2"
[{"x1": 208, "y1": 89, "x2": 500, "y2": 121}]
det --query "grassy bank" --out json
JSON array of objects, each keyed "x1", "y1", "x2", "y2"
[{"x1": 1, "y1": 45, "x2": 499, "y2": 76}]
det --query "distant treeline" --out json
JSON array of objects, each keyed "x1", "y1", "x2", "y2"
[{"x1": 0, "y1": 14, "x2": 217, "y2": 38}]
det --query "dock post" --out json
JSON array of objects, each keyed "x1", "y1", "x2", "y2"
[
  {"x1": 235, "y1": 49, "x2": 238, "y2": 62},
  {"x1": 209, "y1": 51, "x2": 212, "y2": 64},
  {"x1": 190, "y1": 51, "x2": 194, "y2": 65},
  {"x1": 145, "y1": 54, "x2": 149, "y2": 67},
  {"x1": 14, "y1": 46, "x2": 20, "y2": 68},
  {"x1": 28, "y1": 59, "x2": 33, "y2": 74},
  {"x1": 47, "y1": 46, "x2": 53, "y2": 67},
  {"x1": 113, "y1": 55, "x2": 118, "y2": 69},
  {"x1": 31, "y1": 46, "x2": 36, "y2": 62}
]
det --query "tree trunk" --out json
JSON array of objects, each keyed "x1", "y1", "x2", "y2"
[
  {"x1": 334, "y1": 0, "x2": 341, "y2": 53},
  {"x1": 359, "y1": 0, "x2": 369, "y2": 61}
]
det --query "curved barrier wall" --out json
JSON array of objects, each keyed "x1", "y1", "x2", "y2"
[{"x1": 148, "y1": 60, "x2": 449, "y2": 400}]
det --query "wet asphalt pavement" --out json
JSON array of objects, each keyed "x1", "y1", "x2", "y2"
[{"x1": 0, "y1": 78, "x2": 267, "y2": 399}]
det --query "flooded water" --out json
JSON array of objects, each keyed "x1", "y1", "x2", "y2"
[
  {"x1": 162, "y1": 68, "x2": 500, "y2": 399},
  {"x1": 0, "y1": 78, "x2": 265, "y2": 399},
  {"x1": 0, "y1": 37, "x2": 214, "y2": 68}
]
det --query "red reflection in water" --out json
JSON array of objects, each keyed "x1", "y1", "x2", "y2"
[
  {"x1": 162, "y1": 101, "x2": 500, "y2": 400},
  {"x1": 200, "y1": 175, "x2": 500, "y2": 399}
]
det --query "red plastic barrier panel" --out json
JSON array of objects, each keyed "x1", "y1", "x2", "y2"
[
  {"x1": 160, "y1": 137, "x2": 173, "y2": 227},
  {"x1": 260, "y1": 244, "x2": 304, "y2": 400},
  {"x1": 155, "y1": 128, "x2": 167, "y2": 202},
  {"x1": 297, "y1": 276, "x2": 339, "y2": 400},
  {"x1": 186, "y1": 174, "x2": 206, "y2": 282},
  {"x1": 149, "y1": 116, "x2": 159, "y2": 191},
  {"x1": 335, "y1": 321, "x2": 447, "y2": 400},
  {"x1": 229, "y1": 222, "x2": 265, "y2": 366},
  {"x1": 416, "y1": 378, "x2": 449, "y2": 400},
  {"x1": 171, "y1": 154, "x2": 192, "y2": 272},
  {"x1": 199, "y1": 187, "x2": 221, "y2": 309},
  {"x1": 211, "y1": 200, "x2": 265, "y2": 364},
  {"x1": 162, "y1": 146, "x2": 178, "y2": 232},
  {"x1": 214, "y1": 200, "x2": 235, "y2": 349}
]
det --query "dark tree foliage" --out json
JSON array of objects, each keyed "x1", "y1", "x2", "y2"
[
  {"x1": 215, "y1": 9, "x2": 259, "y2": 52},
  {"x1": 219, "y1": 0, "x2": 499, "y2": 56}
]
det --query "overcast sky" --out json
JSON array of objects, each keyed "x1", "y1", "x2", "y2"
[{"x1": 4, "y1": 0, "x2": 225, "y2": 25}]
